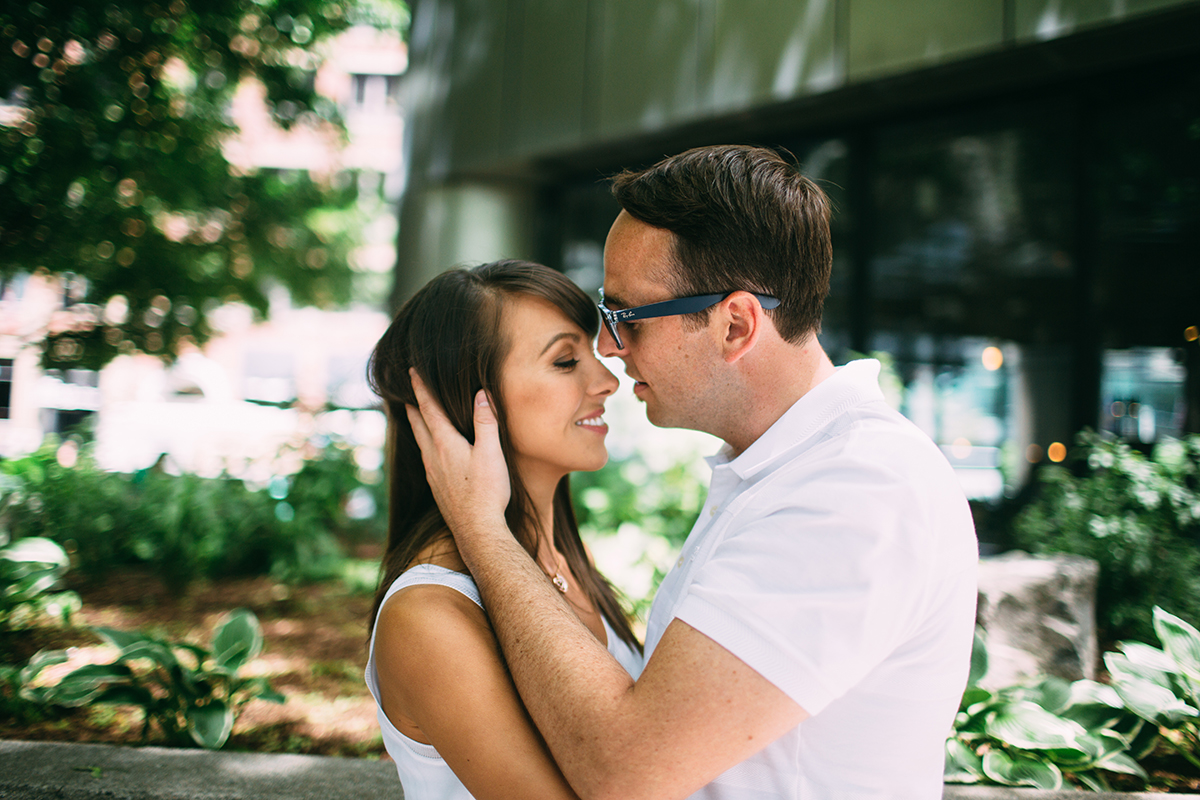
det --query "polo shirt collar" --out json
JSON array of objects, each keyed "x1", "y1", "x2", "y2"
[{"x1": 705, "y1": 359, "x2": 886, "y2": 480}]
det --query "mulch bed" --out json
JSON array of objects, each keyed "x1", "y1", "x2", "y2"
[{"x1": 1, "y1": 567, "x2": 386, "y2": 758}]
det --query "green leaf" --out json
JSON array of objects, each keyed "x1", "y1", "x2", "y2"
[
  {"x1": 985, "y1": 701, "x2": 1085, "y2": 750},
  {"x1": 240, "y1": 676, "x2": 286, "y2": 705},
  {"x1": 211, "y1": 609, "x2": 263, "y2": 672},
  {"x1": 982, "y1": 750, "x2": 1063, "y2": 789},
  {"x1": 1106, "y1": 651, "x2": 1173, "y2": 690},
  {"x1": 1096, "y1": 750, "x2": 1149, "y2": 779},
  {"x1": 1068, "y1": 679, "x2": 1123, "y2": 708},
  {"x1": 960, "y1": 686, "x2": 991, "y2": 711},
  {"x1": 968, "y1": 628, "x2": 988, "y2": 687},
  {"x1": 93, "y1": 685, "x2": 155, "y2": 707},
  {"x1": 944, "y1": 738, "x2": 983, "y2": 782},
  {"x1": 19, "y1": 648, "x2": 68, "y2": 685},
  {"x1": 1154, "y1": 607, "x2": 1200, "y2": 681},
  {"x1": 93, "y1": 627, "x2": 151, "y2": 652},
  {"x1": 48, "y1": 663, "x2": 134, "y2": 707},
  {"x1": 187, "y1": 702, "x2": 234, "y2": 750},
  {"x1": 1028, "y1": 677, "x2": 1073, "y2": 714},
  {"x1": 1123, "y1": 641, "x2": 1180, "y2": 675},
  {"x1": 0, "y1": 537, "x2": 69, "y2": 569},
  {"x1": 1110, "y1": 674, "x2": 1198, "y2": 726}
]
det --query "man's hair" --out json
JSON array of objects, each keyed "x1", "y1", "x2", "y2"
[{"x1": 610, "y1": 144, "x2": 832, "y2": 344}]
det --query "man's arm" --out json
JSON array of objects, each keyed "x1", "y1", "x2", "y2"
[{"x1": 406, "y1": 375, "x2": 808, "y2": 800}]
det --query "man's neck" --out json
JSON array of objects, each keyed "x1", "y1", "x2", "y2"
[{"x1": 721, "y1": 340, "x2": 836, "y2": 458}]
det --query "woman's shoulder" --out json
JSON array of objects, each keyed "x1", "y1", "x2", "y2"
[
  {"x1": 380, "y1": 565, "x2": 483, "y2": 621},
  {"x1": 375, "y1": 571, "x2": 493, "y2": 674}
]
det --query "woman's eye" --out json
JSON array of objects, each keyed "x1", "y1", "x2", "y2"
[{"x1": 554, "y1": 358, "x2": 580, "y2": 370}]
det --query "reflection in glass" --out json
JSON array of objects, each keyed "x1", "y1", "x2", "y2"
[{"x1": 1100, "y1": 348, "x2": 1187, "y2": 444}]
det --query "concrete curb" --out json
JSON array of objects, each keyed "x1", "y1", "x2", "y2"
[
  {"x1": 5, "y1": 740, "x2": 1200, "y2": 798},
  {"x1": 0, "y1": 740, "x2": 403, "y2": 799}
]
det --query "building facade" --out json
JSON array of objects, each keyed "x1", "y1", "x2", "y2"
[{"x1": 394, "y1": 0, "x2": 1200, "y2": 518}]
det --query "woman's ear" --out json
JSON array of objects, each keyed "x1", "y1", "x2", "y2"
[{"x1": 718, "y1": 291, "x2": 764, "y2": 364}]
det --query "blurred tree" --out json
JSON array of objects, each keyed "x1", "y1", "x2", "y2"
[{"x1": 0, "y1": 0, "x2": 407, "y2": 369}]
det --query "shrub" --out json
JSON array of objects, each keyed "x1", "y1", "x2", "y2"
[
  {"x1": 0, "y1": 438, "x2": 382, "y2": 594},
  {"x1": 25, "y1": 608, "x2": 284, "y2": 749},
  {"x1": 1013, "y1": 431, "x2": 1200, "y2": 643},
  {"x1": 572, "y1": 451, "x2": 706, "y2": 617}
]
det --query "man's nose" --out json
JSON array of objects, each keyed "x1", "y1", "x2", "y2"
[{"x1": 596, "y1": 323, "x2": 625, "y2": 357}]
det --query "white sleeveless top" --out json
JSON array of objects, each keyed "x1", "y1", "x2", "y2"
[{"x1": 366, "y1": 564, "x2": 644, "y2": 799}]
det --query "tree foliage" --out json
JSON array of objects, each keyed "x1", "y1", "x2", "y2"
[{"x1": 0, "y1": 0, "x2": 405, "y2": 369}]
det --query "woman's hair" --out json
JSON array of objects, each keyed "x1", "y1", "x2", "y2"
[{"x1": 368, "y1": 259, "x2": 639, "y2": 651}]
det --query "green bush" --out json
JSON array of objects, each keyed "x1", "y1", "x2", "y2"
[
  {"x1": 572, "y1": 451, "x2": 706, "y2": 616},
  {"x1": 25, "y1": 608, "x2": 284, "y2": 749},
  {"x1": 2, "y1": 442, "x2": 146, "y2": 583},
  {"x1": 0, "y1": 438, "x2": 383, "y2": 594},
  {"x1": 1013, "y1": 431, "x2": 1200, "y2": 643}
]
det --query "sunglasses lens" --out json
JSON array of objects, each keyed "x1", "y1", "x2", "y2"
[{"x1": 606, "y1": 318, "x2": 622, "y2": 350}]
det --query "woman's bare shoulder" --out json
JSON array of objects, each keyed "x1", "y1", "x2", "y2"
[{"x1": 378, "y1": 579, "x2": 488, "y2": 643}]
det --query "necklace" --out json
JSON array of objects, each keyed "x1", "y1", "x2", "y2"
[{"x1": 539, "y1": 553, "x2": 569, "y2": 594}]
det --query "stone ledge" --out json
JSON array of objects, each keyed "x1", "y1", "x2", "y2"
[
  {"x1": 0, "y1": 740, "x2": 402, "y2": 800},
  {"x1": 5, "y1": 740, "x2": 1200, "y2": 799}
]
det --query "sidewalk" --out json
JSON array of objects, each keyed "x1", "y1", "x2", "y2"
[
  {"x1": 0, "y1": 739, "x2": 402, "y2": 799},
  {"x1": 2, "y1": 739, "x2": 1195, "y2": 799}
]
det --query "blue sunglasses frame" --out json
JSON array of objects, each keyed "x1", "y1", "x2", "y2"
[{"x1": 597, "y1": 290, "x2": 780, "y2": 350}]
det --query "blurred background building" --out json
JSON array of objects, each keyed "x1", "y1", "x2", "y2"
[{"x1": 393, "y1": 0, "x2": 1200, "y2": 520}]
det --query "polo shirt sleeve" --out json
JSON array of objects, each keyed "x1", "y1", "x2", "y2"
[{"x1": 672, "y1": 454, "x2": 945, "y2": 717}]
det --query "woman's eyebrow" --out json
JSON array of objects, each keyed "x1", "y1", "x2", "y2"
[{"x1": 540, "y1": 331, "x2": 580, "y2": 356}]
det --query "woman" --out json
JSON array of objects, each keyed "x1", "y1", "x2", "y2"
[{"x1": 365, "y1": 260, "x2": 642, "y2": 800}]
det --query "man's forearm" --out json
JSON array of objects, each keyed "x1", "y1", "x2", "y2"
[{"x1": 454, "y1": 523, "x2": 638, "y2": 798}]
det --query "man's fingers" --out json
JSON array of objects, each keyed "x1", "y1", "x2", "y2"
[
  {"x1": 405, "y1": 402, "x2": 433, "y2": 453},
  {"x1": 409, "y1": 368, "x2": 453, "y2": 431},
  {"x1": 473, "y1": 390, "x2": 503, "y2": 453}
]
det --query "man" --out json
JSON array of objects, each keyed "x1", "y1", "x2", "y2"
[{"x1": 407, "y1": 145, "x2": 978, "y2": 799}]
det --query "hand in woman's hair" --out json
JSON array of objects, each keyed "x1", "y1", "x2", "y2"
[{"x1": 405, "y1": 368, "x2": 512, "y2": 538}]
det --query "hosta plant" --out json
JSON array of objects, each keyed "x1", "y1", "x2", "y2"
[
  {"x1": 1105, "y1": 607, "x2": 1200, "y2": 775},
  {"x1": 0, "y1": 535, "x2": 81, "y2": 631},
  {"x1": 26, "y1": 608, "x2": 284, "y2": 749},
  {"x1": 946, "y1": 630, "x2": 1154, "y2": 791}
]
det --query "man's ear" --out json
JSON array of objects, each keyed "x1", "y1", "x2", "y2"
[{"x1": 718, "y1": 291, "x2": 764, "y2": 364}]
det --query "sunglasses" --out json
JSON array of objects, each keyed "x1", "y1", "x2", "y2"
[{"x1": 597, "y1": 290, "x2": 781, "y2": 350}]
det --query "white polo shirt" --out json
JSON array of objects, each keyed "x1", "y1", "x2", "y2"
[{"x1": 644, "y1": 359, "x2": 978, "y2": 800}]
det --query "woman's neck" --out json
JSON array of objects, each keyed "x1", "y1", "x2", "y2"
[{"x1": 524, "y1": 470, "x2": 564, "y2": 569}]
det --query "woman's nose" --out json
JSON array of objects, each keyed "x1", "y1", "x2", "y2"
[{"x1": 592, "y1": 360, "x2": 619, "y2": 396}]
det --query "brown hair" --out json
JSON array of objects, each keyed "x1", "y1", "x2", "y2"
[
  {"x1": 367, "y1": 260, "x2": 639, "y2": 651},
  {"x1": 611, "y1": 144, "x2": 832, "y2": 343}
]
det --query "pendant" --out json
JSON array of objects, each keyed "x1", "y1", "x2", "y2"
[{"x1": 552, "y1": 573, "x2": 568, "y2": 593}]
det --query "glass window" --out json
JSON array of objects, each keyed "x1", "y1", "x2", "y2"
[
  {"x1": 869, "y1": 105, "x2": 1078, "y2": 496},
  {"x1": 1100, "y1": 348, "x2": 1188, "y2": 444}
]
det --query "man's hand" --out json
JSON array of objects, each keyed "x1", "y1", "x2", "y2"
[{"x1": 405, "y1": 369, "x2": 511, "y2": 536}]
